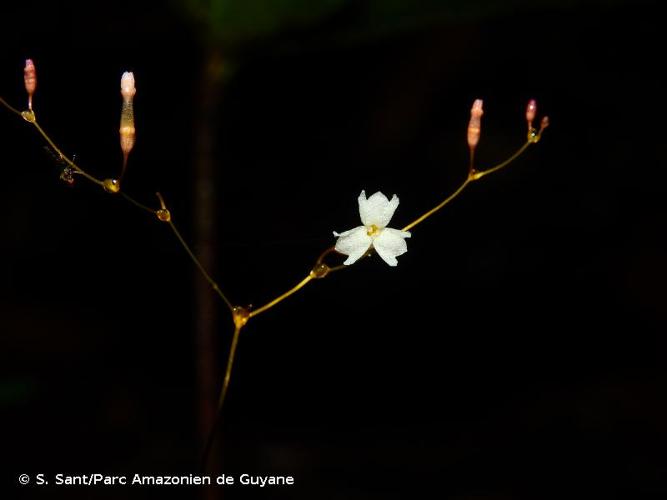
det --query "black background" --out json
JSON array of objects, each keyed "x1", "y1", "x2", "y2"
[{"x1": 1, "y1": 1, "x2": 666, "y2": 498}]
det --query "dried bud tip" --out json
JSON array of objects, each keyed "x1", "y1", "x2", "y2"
[
  {"x1": 467, "y1": 98, "x2": 484, "y2": 149},
  {"x1": 120, "y1": 71, "x2": 136, "y2": 100},
  {"x1": 526, "y1": 99, "x2": 537, "y2": 126},
  {"x1": 24, "y1": 59, "x2": 37, "y2": 110}
]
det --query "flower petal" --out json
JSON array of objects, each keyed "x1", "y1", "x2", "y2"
[
  {"x1": 372, "y1": 228, "x2": 411, "y2": 266},
  {"x1": 334, "y1": 226, "x2": 373, "y2": 265},
  {"x1": 358, "y1": 190, "x2": 400, "y2": 228}
]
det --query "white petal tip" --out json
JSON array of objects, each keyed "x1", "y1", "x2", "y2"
[{"x1": 121, "y1": 72, "x2": 136, "y2": 98}]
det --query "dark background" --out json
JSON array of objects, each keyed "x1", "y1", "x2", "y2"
[{"x1": 1, "y1": 1, "x2": 666, "y2": 498}]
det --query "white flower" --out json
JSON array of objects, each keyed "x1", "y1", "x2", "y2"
[{"x1": 334, "y1": 190, "x2": 411, "y2": 267}]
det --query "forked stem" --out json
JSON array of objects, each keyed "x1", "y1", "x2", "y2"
[{"x1": 402, "y1": 138, "x2": 536, "y2": 232}]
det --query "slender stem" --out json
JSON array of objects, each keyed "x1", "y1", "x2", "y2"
[
  {"x1": 29, "y1": 119, "x2": 105, "y2": 187},
  {"x1": 200, "y1": 324, "x2": 243, "y2": 473},
  {"x1": 316, "y1": 245, "x2": 337, "y2": 265},
  {"x1": 471, "y1": 140, "x2": 531, "y2": 181},
  {"x1": 401, "y1": 140, "x2": 534, "y2": 232},
  {"x1": 0, "y1": 96, "x2": 22, "y2": 116},
  {"x1": 6, "y1": 97, "x2": 237, "y2": 320},
  {"x1": 249, "y1": 273, "x2": 314, "y2": 319},
  {"x1": 315, "y1": 245, "x2": 352, "y2": 273},
  {"x1": 218, "y1": 325, "x2": 242, "y2": 410},
  {"x1": 402, "y1": 177, "x2": 471, "y2": 232},
  {"x1": 167, "y1": 220, "x2": 234, "y2": 313},
  {"x1": 120, "y1": 192, "x2": 157, "y2": 215},
  {"x1": 328, "y1": 263, "x2": 350, "y2": 273}
]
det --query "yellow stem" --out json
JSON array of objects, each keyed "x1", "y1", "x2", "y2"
[
  {"x1": 5, "y1": 97, "x2": 235, "y2": 320},
  {"x1": 328, "y1": 263, "x2": 350, "y2": 273},
  {"x1": 200, "y1": 322, "x2": 243, "y2": 473},
  {"x1": 316, "y1": 245, "x2": 337, "y2": 265},
  {"x1": 470, "y1": 140, "x2": 531, "y2": 181},
  {"x1": 0, "y1": 96, "x2": 22, "y2": 116},
  {"x1": 120, "y1": 192, "x2": 157, "y2": 215},
  {"x1": 401, "y1": 140, "x2": 534, "y2": 232},
  {"x1": 167, "y1": 221, "x2": 234, "y2": 313},
  {"x1": 249, "y1": 273, "x2": 314, "y2": 318},
  {"x1": 402, "y1": 177, "x2": 471, "y2": 232},
  {"x1": 217, "y1": 325, "x2": 242, "y2": 410}
]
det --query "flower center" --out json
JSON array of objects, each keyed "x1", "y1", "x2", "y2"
[{"x1": 366, "y1": 224, "x2": 380, "y2": 237}]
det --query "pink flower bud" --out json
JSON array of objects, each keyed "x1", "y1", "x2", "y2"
[
  {"x1": 467, "y1": 99, "x2": 483, "y2": 149},
  {"x1": 24, "y1": 59, "x2": 36, "y2": 110},
  {"x1": 526, "y1": 99, "x2": 537, "y2": 129},
  {"x1": 119, "y1": 71, "x2": 136, "y2": 175}
]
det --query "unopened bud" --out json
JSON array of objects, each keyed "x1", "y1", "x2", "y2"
[
  {"x1": 119, "y1": 71, "x2": 136, "y2": 176},
  {"x1": 528, "y1": 115, "x2": 551, "y2": 143},
  {"x1": 24, "y1": 59, "x2": 36, "y2": 110},
  {"x1": 540, "y1": 116, "x2": 550, "y2": 131},
  {"x1": 526, "y1": 99, "x2": 537, "y2": 129},
  {"x1": 467, "y1": 99, "x2": 484, "y2": 149}
]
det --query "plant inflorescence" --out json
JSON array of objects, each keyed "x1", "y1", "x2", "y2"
[{"x1": 1, "y1": 59, "x2": 549, "y2": 466}]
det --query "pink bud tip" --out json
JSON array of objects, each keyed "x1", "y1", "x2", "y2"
[
  {"x1": 24, "y1": 59, "x2": 37, "y2": 110},
  {"x1": 467, "y1": 99, "x2": 484, "y2": 149},
  {"x1": 526, "y1": 99, "x2": 537, "y2": 127}
]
